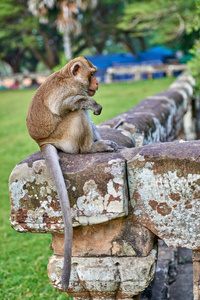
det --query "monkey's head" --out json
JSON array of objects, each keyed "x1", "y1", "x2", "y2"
[{"x1": 60, "y1": 57, "x2": 99, "y2": 97}]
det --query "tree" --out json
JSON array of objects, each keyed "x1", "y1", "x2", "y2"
[
  {"x1": 187, "y1": 1, "x2": 200, "y2": 89},
  {"x1": 28, "y1": 0, "x2": 97, "y2": 61},
  {"x1": 3, "y1": 0, "x2": 197, "y2": 73},
  {"x1": 117, "y1": 0, "x2": 198, "y2": 52},
  {"x1": 72, "y1": 0, "x2": 147, "y2": 58},
  {"x1": 27, "y1": 0, "x2": 145, "y2": 60},
  {"x1": 0, "y1": 0, "x2": 62, "y2": 72}
]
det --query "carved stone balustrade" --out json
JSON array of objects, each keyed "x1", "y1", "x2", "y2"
[{"x1": 9, "y1": 73, "x2": 200, "y2": 299}]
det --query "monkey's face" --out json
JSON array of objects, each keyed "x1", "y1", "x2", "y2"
[
  {"x1": 88, "y1": 72, "x2": 98, "y2": 96},
  {"x1": 66, "y1": 57, "x2": 98, "y2": 97}
]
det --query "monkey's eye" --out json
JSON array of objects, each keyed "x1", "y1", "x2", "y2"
[{"x1": 90, "y1": 72, "x2": 94, "y2": 76}]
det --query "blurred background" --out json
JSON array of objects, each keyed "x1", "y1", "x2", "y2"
[
  {"x1": 0, "y1": 0, "x2": 200, "y2": 87},
  {"x1": 1, "y1": 1, "x2": 200, "y2": 299}
]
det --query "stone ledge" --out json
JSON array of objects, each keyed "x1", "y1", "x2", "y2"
[
  {"x1": 99, "y1": 74, "x2": 194, "y2": 146},
  {"x1": 9, "y1": 151, "x2": 129, "y2": 233}
]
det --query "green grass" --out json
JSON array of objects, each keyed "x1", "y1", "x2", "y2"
[
  {"x1": 91, "y1": 78, "x2": 174, "y2": 124},
  {"x1": 0, "y1": 77, "x2": 174, "y2": 299}
]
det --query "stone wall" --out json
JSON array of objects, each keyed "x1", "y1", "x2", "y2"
[
  {"x1": 9, "y1": 73, "x2": 197, "y2": 299},
  {"x1": 98, "y1": 73, "x2": 195, "y2": 145}
]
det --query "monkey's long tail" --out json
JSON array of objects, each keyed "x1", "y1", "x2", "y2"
[{"x1": 42, "y1": 144, "x2": 73, "y2": 292}]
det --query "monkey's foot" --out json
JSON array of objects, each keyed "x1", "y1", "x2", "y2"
[{"x1": 92, "y1": 140, "x2": 118, "y2": 152}]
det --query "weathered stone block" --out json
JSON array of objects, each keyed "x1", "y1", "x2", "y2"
[
  {"x1": 9, "y1": 151, "x2": 129, "y2": 233},
  {"x1": 52, "y1": 215, "x2": 156, "y2": 257},
  {"x1": 48, "y1": 248, "x2": 157, "y2": 299},
  {"x1": 121, "y1": 140, "x2": 200, "y2": 249}
]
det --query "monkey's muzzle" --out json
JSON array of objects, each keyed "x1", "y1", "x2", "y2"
[{"x1": 88, "y1": 89, "x2": 97, "y2": 96}]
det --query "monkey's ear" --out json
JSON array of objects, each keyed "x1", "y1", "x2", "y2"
[{"x1": 71, "y1": 63, "x2": 80, "y2": 76}]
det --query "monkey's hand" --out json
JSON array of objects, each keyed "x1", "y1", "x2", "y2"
[{"x1": 93, "y1": 103, "x2": 102, "y2": 115}]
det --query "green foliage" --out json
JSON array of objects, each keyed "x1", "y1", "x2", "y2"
[
  {"x1": 186, "y1": 0, "x2": 200, "y2": 33},
  {"x1": 117, "y1": 1, "x2": 158, "y2": 34},
  {"x1": 0, "y1": 0, "x2": 61, "y2": 72},
  {"x1": 0, "y1": 77, "x2": 174, "y2": 299},
  {"x1": 186, "y1": 1, "x2": 200, "y2": 90},
  {"x1": 73, "y1": 0, "x2": 133, "y2": 55},
  {"x1": 1, "y1": 0, "x2": 200, "y2": 70},
  {"x1": 52, "y1": 52, "x2": 68, "y2": 73},
  {"x1": 0, "y1": 0, "x2": 38, "y2": 66},
  {"x1": 118, "y1": 0, "x2": 198, "y2": 49},
  {"x1": 0, "y1": 0, "x2": 22, "y2": 19},
  {"x1": 188, "y1": 42, "x2": 200, "y2": 89}
]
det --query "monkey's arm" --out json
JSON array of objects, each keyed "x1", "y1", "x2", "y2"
[
  {"x1": 42, "y1": 144, "x2": 72, "y2": 291},
  {"x1": 91, "y1": 122, "x2": 101, "y2": 141},
  {"x1": 60, "y1": 95, "x2": 102, "y2": 115}
]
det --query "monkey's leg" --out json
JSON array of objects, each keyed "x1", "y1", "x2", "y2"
[
  {"x1": 88, "y1": 122, "x2": 118, "y2": 152},
  {"x1": 42, "y1": 144, "x2": 73, "y2": 291}
]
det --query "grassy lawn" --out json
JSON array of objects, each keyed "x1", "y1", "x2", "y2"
[{"x1": 0, "y1": 77, "x2": 174, "y2": 299}]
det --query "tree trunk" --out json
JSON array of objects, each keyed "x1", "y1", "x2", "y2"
[
  {"x1": 63, "y1": 32, "x2": 72, "y2": 61},
  {"x1": 120, "y1": 33, "x2": 138, "y2": 58},
  {"x1": 138, "y1": 37, "x2": 146, "y2": 52},
  {"x1": 29, "y1": 47, "x2": 52, "y2": 70},
  {"x1": 3, "y1": 51, "x2": 23, "y2": 73},
  {"x1": 40, "y1": 31, "x2": 57, "y2": 68}
]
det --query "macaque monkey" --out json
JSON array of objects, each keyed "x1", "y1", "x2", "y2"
[{"x1": 26, "y1": 57, "x2": 117, "y2": 291}]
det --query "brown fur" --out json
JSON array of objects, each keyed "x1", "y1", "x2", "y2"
[{"x1": 26, "y1": 57, "x2": 117, "y2": 291}]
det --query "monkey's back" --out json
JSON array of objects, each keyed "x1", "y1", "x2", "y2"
[{"x1": 26, "y1": 73, "x2": 62, "y2": 145}]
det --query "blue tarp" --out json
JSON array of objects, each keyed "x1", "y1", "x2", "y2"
[
  {"x1": 138, "y1": 46, "x2": 174, "y2": 62},
  {"x1": 86, "y1": 53, "x2": 137, "y2": 69},
  {"x1": 85, "y1": 46, "x2": 175, "y2": 82},
  {"x1": 86, "y1": 46, "x2": 174, "y2": 69}
]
